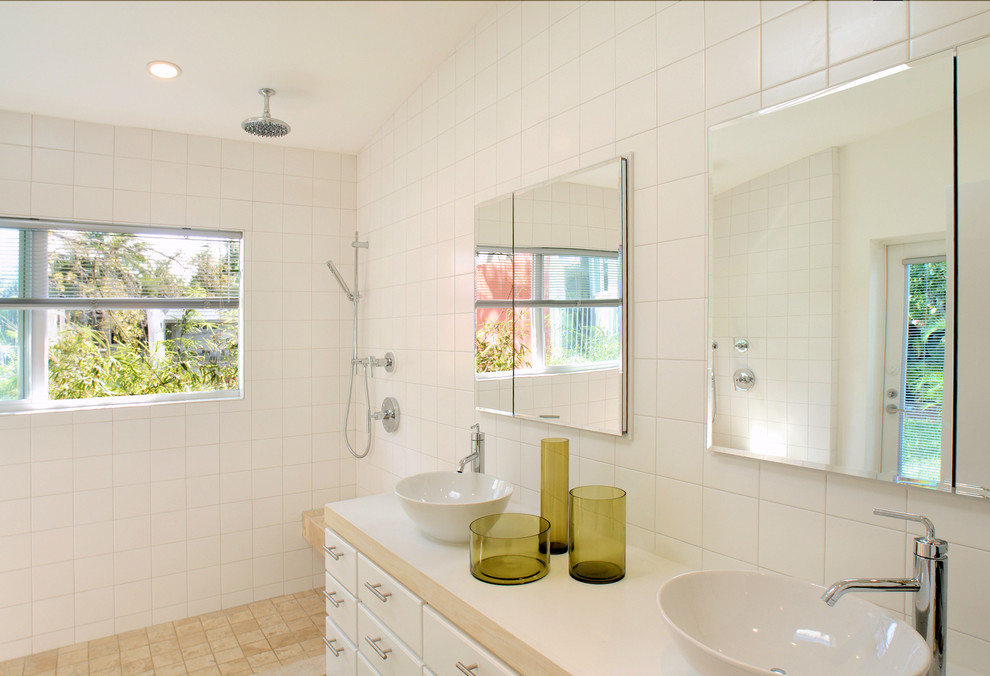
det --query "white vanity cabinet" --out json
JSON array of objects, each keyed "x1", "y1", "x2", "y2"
[
  {"x1": 325, "y1": 615, "x2": 359, "y2": 676},
  {"x1": 324, "y1": 527, "x2": 515, "y2": 676},
  {"x1": 422, "y1": 606, "x2": 516, "y2": 676},
  {"x1": 357, "y1": 554, "x2": 424, "y2": 653},
  {"x1": 325, "y1": 527, "x2": 358, "y2": 591},
  {"x1": 357, "y1": 603, "x2": 424, "y2": 675},
  {"x1": 325, "y1": 570, "x2": 358, "y2": 640}
]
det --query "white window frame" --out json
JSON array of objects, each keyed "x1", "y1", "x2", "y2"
[
  {"x1": 474, "y1": 245, "x2": 623, "y2": 379},
  {"x1": 0, "y1": 217, "x2": 244, "y2": 413}
]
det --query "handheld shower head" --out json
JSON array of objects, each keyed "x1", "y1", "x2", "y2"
[
  {"x1": 326, "y1": 260, "x2": 355, "y2": 302},
  {"x1": 242, "y1": 88, "x2": 290, "y2": 138}
]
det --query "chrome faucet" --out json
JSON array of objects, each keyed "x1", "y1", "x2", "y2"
[
  {"x1": 821, "y1": 508, "x2": 948, "y2": 676},
  {"x1": 457, "y1": 423, "x2": 485, "y2": 473}
]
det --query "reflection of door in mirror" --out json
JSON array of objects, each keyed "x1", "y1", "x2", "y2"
[{"x1": 880, "y1": 241, "x2": 946, "y2": 487}]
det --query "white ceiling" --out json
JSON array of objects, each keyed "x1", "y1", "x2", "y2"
[{"x1": 0, "y1": 1, "x2": 493, "y2": 154}]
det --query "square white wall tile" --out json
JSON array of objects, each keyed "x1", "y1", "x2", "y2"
[
  {"x1": 702, "y1": 488, "x2": 758, "y2": 563},
  {"x1": 762, "y1": 1, "x2": 827, "y2": 88},
  {"x1": 705, "y1": 27, "x2": 761, "y2": 108},
  {"x1": 657, "y1": 1, "x2": 704, "y2": 68},
  {"x1": 828, "y1": 0, "x2": 908, "y2": 65},
  {"x1": 758, "y1": 501, "x2": 824, "y2": 582},
  {"x1": 0, "y1": 111, "x2": 32, "y2": 146},
  {"x1": 706, "y1": 1, "x2": 760, "y2": 47}
]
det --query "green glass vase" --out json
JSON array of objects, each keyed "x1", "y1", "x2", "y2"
[
  {"x1": 540, "y1": 438, "x2": 569, "y2": 554},
  {"x1": 568, "y1": 485, "x2": 626, "y2": 584}
]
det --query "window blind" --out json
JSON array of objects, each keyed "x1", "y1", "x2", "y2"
[
  {"x1": 0, "y1": 219, "x2": 241, "y2": 310},
  {"x1": 540, "y1": 252, "x2": 620, "y2": 301},
  {"x1": 898, "y1": 257, "x2": 946, "y2": 485}
]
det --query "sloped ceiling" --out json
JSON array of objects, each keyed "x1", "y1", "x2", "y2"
[{"x1": 0, "y1": 1, "x2": 493, "y2": 153}]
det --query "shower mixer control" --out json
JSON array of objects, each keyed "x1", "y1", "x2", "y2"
[
  {"x1": 352, "y1": 351, "x2": 396, "y2": 375},
  {"x1": 733, "y1": 368, "x2": 756, "y2": 391},
  {"x1": 373, "y1": 397, "x2": 400, "y2": 434},
  {"x1": 373, "y1": 352, "x2": 396, "y2": 374}
]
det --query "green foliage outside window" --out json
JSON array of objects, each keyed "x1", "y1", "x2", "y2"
[
  {"x1": 0, "y1": 310, "x2": 17, "y2": 400},
  {"x1": 900, "y1": 260, "x2": 946, "y2": 484},
  {"x1": 544, "y1": 312, "x2": 621, "y2": 366},
  {"x1": 48, "y1": 309, "x2": 238, "y2": 399},
  {"x1": 475, "y1": 313, "x2": 530, "y2": 373},
  {"x1": 3, "y1": 229, "x2": 240, "y2": 402}
]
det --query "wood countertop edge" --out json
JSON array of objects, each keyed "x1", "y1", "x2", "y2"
[
  {"x1": 302, "y1": 509, "x2": 325, "y2": 552},
  {"x1": 324, "y1": 504, "x2": 571, "y2": 676}
]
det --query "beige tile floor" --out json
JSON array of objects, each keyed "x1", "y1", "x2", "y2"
[{"x1": 0, "y1": 589, "x2": 326, "y2": 676}]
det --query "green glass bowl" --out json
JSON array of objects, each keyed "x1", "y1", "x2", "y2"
[{"x1": 469, "y1": 513, "x2": 551, "y2": 585}]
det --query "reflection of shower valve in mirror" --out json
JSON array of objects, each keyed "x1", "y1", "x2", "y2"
[{"x1": 733, "y1": 368, "x2": 756, "y2": 391}]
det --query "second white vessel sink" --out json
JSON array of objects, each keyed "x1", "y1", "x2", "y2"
[
  {"x1": 658, "y1": 570, "x2": 931, "y2": 676},
  {"x1": 394, "y1": 471, "x2": 513, "y2": 543}
]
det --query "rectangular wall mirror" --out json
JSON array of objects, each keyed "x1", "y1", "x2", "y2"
[
  {"x1": 709, "y1": 41, "x2": 990, "y2": 499},
  {"x1": 956, "y1": 36, "x2": 990, "y2": 498},
  {"x1": 475, "y1": 157, "x2": 629, "y2": 436}
]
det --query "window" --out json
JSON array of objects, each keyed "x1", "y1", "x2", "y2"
[
  {"x1": 881, "y1": 240, "x2": 946, "y2": 486},
  {"x1": 0, "y1": 217, "x2": 242, "y2": 411},
  {"x1": 897, "y1": 256, "x2": 946, "y2": 484},
  {"x1": 475, "y1": 246, "x2": 622, "y2": 375}
]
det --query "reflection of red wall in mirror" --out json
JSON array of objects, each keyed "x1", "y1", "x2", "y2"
[{"x1": 475, "y1": 253, "x2": 532, "y2": 355}]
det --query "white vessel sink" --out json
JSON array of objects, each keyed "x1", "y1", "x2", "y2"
[
  {"x1": 394, "y1": 471, "x2": 513, "y2": 543},
  {"x1": 658, "y1": 570, "x2": 930, "y2": 676}
]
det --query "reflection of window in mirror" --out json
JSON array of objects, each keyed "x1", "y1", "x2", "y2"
[
  {"x1": 474, "y1": 248, "x2": 521, "y2": 377},
  {"x1": 879, "y1": 241, "x2": 946, "y2": 487},
  {"x1": 512, "y1": 249, "x2": 621, "y2": 375},
  {"x1": 474, "y1": 246, "x2": 622, "y2": 377}
]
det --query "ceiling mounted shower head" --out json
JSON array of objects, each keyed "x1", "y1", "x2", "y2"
[{"x1": 242, "y1": 88, "x2": 290, "y2": 138}]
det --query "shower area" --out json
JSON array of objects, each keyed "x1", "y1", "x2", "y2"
[{"x1": 326, "y1": 232, "x2": 399, "y2": 459}]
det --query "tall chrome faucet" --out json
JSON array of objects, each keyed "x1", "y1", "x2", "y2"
[
  {"x1": 457, "y1": 423, "x2": 485, "y2": 473},
  {"x1": 821, "y1": 508, "x2": 948, "y2": 676}
]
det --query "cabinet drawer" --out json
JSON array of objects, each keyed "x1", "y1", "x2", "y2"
[
  {"x1": 358, "y1": 554, "x2": 423, "y2": 654},
  {"x1": 422, "y1": 606, "x2": 516, "y2": 676},
  {"x1": 358, "y1": 603, "x2": 423, "y2": 676},
  {"x1": 325, "y1": 616, "x2": 358, "y2": 676},
  {"x1": 357, "y1": 651, "x2": 379, "y2": 676},
  {"x1": 325, "y1": 528, "x2": 358, "y2": 594},
  {"x1": 325, "y1": 570, "x2": 359, "y2": 643}
]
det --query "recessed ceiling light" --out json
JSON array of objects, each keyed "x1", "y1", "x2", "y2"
[{"x1": 147, "y1": 61, "x2": 181, "y2": 79}]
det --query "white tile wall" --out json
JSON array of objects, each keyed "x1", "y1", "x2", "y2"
[
  {"x1": 354, "y1": 1, "x2": 990, "y2": 670},
  {"x1": 0, "y1": 112, "x2": 357, "y2": 659},
  {"x1": 711, "y1": 149, "x2": 840, "y2": 464}
]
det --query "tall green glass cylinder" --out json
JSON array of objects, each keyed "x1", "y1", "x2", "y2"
[
  {"x1": 540, "y1": 438, "x2": 569, "y2": 554},
  {"x1": 568, "y1": 485, "x2": 626, "y2": 584}
]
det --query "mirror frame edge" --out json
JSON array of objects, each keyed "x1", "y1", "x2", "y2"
[{"x1": 474, "y1": 154, "x2": 632, "y2": 437}]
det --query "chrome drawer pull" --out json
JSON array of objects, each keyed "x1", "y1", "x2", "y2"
[
  {"x1": 322, "y1": 544, "x2": 342, "y2": 561},
  {"x1": 456, "y1": 662, "x2": 480, "y2": 675},
  {"x1": 322, "y1": 636, "x2": 343, "y2": 658},
  {"x1": 364, "y1": 581, "x2": 392, "y2": 603},
  {"x1": 322, "y1": 589, "x2": 341, "y2": 608},
  {"x1": 364, "y1": 636, "x2": 391, "y2": 660}
]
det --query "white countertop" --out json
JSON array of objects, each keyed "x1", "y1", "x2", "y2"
[{"x1": 325, "y1": 493, "x2": 698, "y2": 675}]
